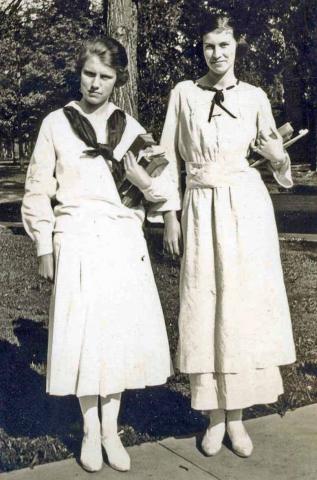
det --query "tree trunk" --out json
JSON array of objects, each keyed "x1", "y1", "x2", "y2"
[{"x1": 105, "y1": 0, "x2": 138, "y2": 117}]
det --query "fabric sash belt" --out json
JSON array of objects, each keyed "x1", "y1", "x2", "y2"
[{"x1": 185, "y1": 162, "x2": 259, "y2": 188}]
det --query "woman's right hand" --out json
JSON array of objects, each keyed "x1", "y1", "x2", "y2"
[
  {"x1": 163, "y1": 211, "x2": 182, "y2": 256},
  {"x1": 38, "y1": 253, "x2": 54, "y2": 281}
]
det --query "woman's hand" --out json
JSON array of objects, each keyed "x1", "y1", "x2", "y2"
[
  {"x1": 252, "y1": 130, "x2": 286, "y2": 168},
  {"x1": 38, "y1": 253, "x2": 54, "y2": 282},
  {"x1": 163, "y1": 211, "x2": 182, "y2": 257},
  {"x1": 123, "y1": 151, "x2": 152, "y2": 190}
]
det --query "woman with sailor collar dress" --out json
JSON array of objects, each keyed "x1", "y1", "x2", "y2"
[
  {"x1": 160, "y1": 12, "x2": 296, "y2": 458},
  {"x1": 22, "y1": 37, "x2": 172, "y2": 473}
]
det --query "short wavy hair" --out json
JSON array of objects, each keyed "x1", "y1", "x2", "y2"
[
  {"x1": 77, "y1": 36, "x2": 129, "y2": 87},
  {"x1": 198, "y1": 12, "x2": 249, "y2": 59}
]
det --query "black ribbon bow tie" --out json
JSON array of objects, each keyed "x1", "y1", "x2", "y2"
[
  {"x1": 63, "y1": 105, "x2": 127, "y2": 184},
  {"x1": 196, "y1": 81, "x2": 239, "y2": 122}
]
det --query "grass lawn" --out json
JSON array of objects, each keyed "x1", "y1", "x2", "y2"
[{"x1": 0, "y1": 228, "x2": 317, "y2": 472}]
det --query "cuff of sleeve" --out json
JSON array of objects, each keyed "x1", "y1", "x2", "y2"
[
  {"x1": 140, "y1": 177, "x2": 173, "y2": 203},
  {"x1": 146, "y1": 198, "x2": 182, "y2": 223},
  {"x1": 36, "y1": 238, "x2": 53, "y2": 257},
  {"x1": 270, "y1": 153, "x2": 293, "y2": 189}
]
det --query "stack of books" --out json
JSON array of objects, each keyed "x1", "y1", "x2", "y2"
[
  {"x1": 118, "y1": 133, "x2": 169, "y2": 208},
  {"x1": 249, "y1": 122, "x2": 309, "y2": 168}
]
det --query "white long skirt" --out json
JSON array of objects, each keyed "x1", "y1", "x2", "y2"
[
  {"x1": 46, "y1": 217, "x2": 172, "y2": 397},
  {"x1": 178, "y1": 177, "x2": 296, "y2": 373},
  {"x1": 178, "y1": 172, "x2": 296, "y2": 410}
]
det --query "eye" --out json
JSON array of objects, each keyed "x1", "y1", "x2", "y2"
[
  {"x1": 83, "y1": 70, "x2": 95, "y2": 77},
  {"x1": 101, "y1": 75, "x2": 113, "y2": 80},
  {"x1": 220, "y1": 43, "x2": 230, "y2": 47}
]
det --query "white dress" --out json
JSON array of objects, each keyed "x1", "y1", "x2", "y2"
[
  {"x1": 22, "y1": 100, "x2": 172, "y2": 397},
  {"x1": 157, "y1": 80, "x2": 296, "y2": 410}
]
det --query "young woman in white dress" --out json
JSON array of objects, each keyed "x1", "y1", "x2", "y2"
[
  {"x1": 161, "y1": 13, "x2": 296, "y2": 457},
  {"x1": 22, "y1": 37, "x2": 172, "y2": 473}
]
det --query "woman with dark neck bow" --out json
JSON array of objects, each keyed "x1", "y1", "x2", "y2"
[
  {"x1": 22, "y1": 36, "x2": 172, "y2": 473},
  {"x1": 161, "y1": 12, "x2": 296, "y2": 457}
]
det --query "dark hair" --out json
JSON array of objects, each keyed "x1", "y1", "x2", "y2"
[
  {"x1": 198, "y1": 12, "x2": 249, "y2": 58},
  {"x1": 77, "y1": 36, "x2": 129, "y2": 87}
]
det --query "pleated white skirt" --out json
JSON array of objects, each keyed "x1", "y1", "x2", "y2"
[{"x1": 46, "y1": 217, "x2": 172, "y2": 397}]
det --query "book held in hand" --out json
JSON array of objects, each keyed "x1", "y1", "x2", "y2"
[
  {"x1": 249, "y1": 122, "x2": 309, "y2": 168},
  {"x1": 117, "y1": 133, "x2": 169, "y2": 208}
]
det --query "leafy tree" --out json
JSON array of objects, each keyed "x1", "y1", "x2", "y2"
[
  {"x1": 137, "y1": 0, "x2": 315, "y2": 167},
  {"x1": 284, "y1": 0, "x2": 317, "y2": 169},
  {"x1": 0, "y1": 0, "x2": 104, "y2": 158},
  {"x1": 0, "y1": 0, "x2": 316, "y2": 167}
]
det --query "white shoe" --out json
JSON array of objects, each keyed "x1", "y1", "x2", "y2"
[
  {"x1": 227, "y1": 421, "x2": 253, "y2": 458},
  {"x1": 102, "y1": 434, "x2": 131, "y2": 472},
  {"x1": 201, "y1": 422, "x2": 226, "y2": 456},
  {"x1": 80, "y1": 433, "x2": 103, "y2": 472}
]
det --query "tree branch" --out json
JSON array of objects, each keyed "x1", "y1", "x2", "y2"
[{"x1": 3, "y1": 0, "x2": 23, "y2": 15}]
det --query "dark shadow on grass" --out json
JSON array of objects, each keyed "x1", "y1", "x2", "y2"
[
  {"x1": 0, "y1": 318, "x2": 207, "y2": 456},
  {"x1": 0, "y1": 202, "x2": 22, "y2": 222},
  {"x1": 298, "y1": 361, "x2": 317, "y2": 376},
  {"x1": 121, "y1": 386, "x2": 207, "y2": 442},
  {"x1": 0, "y1": 318, "x2": 81, "y2": 456}
]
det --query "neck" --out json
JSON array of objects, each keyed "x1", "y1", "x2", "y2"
[
  {"x1": 78, "y1": 98, "x2": 109, "y2": 114},
  {"x1": 205, "y1": 69, "x2": 237, "y2": 89}
]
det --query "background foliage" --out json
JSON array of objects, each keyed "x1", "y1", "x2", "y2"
[
  {"x1": 138, "y1": 0, "x2": 317, "y2": 167},
  {"x1": 0, "y1": 0, "x2": 316, "y2": 166},
  {"x1": 0, "y1": 0, "x2": 103, "y2": 150}
]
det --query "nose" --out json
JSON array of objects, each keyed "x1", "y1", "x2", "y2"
[
  {"x1": 91, "y1": 75, "x2": 101, "y2": 89},
  {"x1": 212, "y1": 46, "x2": 221, "y2": 59}
]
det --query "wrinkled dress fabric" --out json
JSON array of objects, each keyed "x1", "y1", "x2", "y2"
[
  {"x1": 22, "y1": 100, "x2": 172, "y2": 397},
  {"x1": 158, "y1": 81, "x2": 296, "y2": 410}
]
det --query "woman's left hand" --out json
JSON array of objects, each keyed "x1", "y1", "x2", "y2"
[
  {"x1": 252, "y1": 130, "x2": 286, "y2": 168},
  {"x1": 123, "y1": 151, "x2": 152, "y2": 190}
]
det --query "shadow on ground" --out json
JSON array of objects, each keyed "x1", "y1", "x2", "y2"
[
  {"x1": 0, "y1": 319, "x2": 80, "y2": 453},
  {"x1": 0, "y1": 318, "x2": 206, "y2": 463},
  {"x1": 0, "y1": 203, "x2": 22, "y2": 222}
]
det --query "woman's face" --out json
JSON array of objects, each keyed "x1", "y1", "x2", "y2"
[
  {"x1": 202, "y1": 28, "x2": 237, "y2": 76},
  {"x1": 80, "y1": 54, "x2": 117, "y2": 108}
]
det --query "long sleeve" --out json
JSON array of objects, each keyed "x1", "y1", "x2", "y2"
[
  {"x1": 22, "y1": 116, "x2": 57, "y2": 256},
  {"x1": 256, "y1": 88, "x2": 293, "y2": 189},
  {"x1": 146, "y1": 86, "x2": 183, "y2": 222},
  {"x1": 113, "y1": 110, "x2": 176, "y2": 206}
]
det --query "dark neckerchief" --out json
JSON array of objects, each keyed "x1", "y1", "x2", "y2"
[
  {"x1": 63, "y1": 105, "x2": 126, "y2": 184},
  {"x1": 195, "y1": 80, "x2": 239, "y2": 121}
]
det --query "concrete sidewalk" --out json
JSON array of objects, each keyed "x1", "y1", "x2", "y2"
[{"x1": 1, "y1": 404, "x2": 316, "y2": 480}]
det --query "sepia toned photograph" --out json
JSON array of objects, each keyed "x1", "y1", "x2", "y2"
[{"x1": 0, "y1": 1, "x2": 316, "y2": 479}]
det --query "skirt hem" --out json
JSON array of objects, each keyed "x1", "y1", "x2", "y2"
[
  {"x1": 176, "y1": 356, "x2": 296, "y2": 374},
  {"x1": 46, "y1": 376, "x2": 171, "y2": 397},
  {"x1": 191, "y1": 392, "x2": 284, "y2": 411}
]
